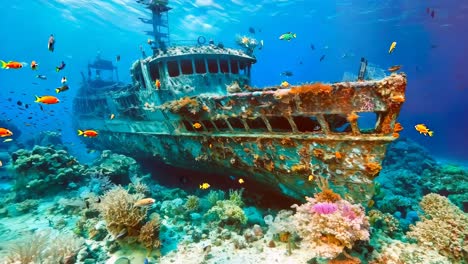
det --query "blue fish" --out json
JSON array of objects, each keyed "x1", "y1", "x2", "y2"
[{"x1": 144, "y1": 258, "x2": 149, "y2": 264}]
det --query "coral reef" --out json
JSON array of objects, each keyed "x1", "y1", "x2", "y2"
[
  {"x1": 10, "y1": 146, "x2": 87, "y2": 199},
  {"x1": 291, "y1": 192, "x2": 369, "y2": 260},
  {"x1": 4, "y1": 229, "x2": 84, "y2": 264},
  {"x1": 420, "y1": 164, "x2": 468, "y2": 209},
  {"x1": 92, "y1": 150, "x2": 142, "y2": 185},
  {"x1": 406, "y1": 193, "x2": 468, "y2": 262},
  {"x1": 370, "y1": 240, "x2": 451, "y2": 264}
]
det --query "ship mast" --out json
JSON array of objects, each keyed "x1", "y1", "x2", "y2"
[{"x1": 137, "y1": 0, "x2": 172, "y2": 54}]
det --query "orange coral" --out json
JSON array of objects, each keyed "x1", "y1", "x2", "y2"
[
  {"x1": 393, "y1": 122, "x2": 403, "y2": 132},
  {"x1": 314, "y1": 189, "x2": 342, "y2": 203},
  {"x1": 313, "y1": 148, "x2": 325, "y2": 159},
  {"x1": 346, "y1": 112, "x2": 359, "y2": 122},
  {"x1": 364, "y1": 162, "x2": 382, "y2": 178},
  {"x1": 390, "y1": 94, "x2": 405, "y2": 103},
  {"x1": 335, "y1": 151, "x2": 343, "y2": 159},
  {"x1": 289, "y1": 82, "x2": 333, "y2": 95}
]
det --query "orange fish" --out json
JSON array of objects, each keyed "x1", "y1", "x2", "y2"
[
  {"x1": 387, "y1": 65, "x2": 402, "y2": 72},
  {"x1": 1, "y1": 60, "x2": 23, "y2": 69},
  {"x1": 31, "y1": 61, "x2": 38, "y2": 70},
  {"x1": 134, "y1": 198, "x2": 155, "y2": 207},
  {"x1": 0, "y1": 128, "x2": 13, "y2": 137},
  {"x1": 415, "y1": 124, "x2": 434, "y2": 137},
  {"x1": 78, "y1": 129, "x2": 98, "y2": 137},
  {"x1": 35, "y1": 95, "x2": 60, "y2": 104},
  {"x1": 193, "y1": 122, "x2": 202, "y2": 129},
  {"x1": 155, "y1": 79, "x2": 161, "y2": 89}
]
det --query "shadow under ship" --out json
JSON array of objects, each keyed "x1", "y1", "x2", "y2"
[{"x1": 72, "y1": 0, "x2": 407, "y2": 203}]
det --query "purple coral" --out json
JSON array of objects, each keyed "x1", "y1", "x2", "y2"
[{"x1": 312, "y1": 202, "x2": 338, "y2": 214}]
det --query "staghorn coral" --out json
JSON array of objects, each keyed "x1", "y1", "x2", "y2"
[
  {"x1": 97, "y1": 185, "x2": 147, "y2": 238},
  {"x1": 406, "y1": 193, "x2": 468, "y2": 262},
  {"x1": 291, "y1": 195, "x2": 369, "y2": 259}
]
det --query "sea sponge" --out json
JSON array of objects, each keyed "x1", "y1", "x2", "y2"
[
  {"x1": 406, "y1": 193, "x2": 468, "y2": 262},
  {"x1": 291, "y1": 196, "x2": 369, "y2": 259}
]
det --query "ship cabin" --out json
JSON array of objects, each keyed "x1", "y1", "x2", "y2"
[{"x1": 131, "y1": 45, "x2": 257, "y2": 104}]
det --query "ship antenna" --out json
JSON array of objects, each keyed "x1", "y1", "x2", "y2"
[{"x1": 137, "y1": 0, "x2": 172, "y2": 54}]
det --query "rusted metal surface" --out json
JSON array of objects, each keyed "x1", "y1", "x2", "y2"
[{"x1": 74, "y1": 70, "x2": 406, "y2": 203}]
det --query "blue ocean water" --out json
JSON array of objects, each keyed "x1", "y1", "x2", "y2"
[{"x1": 0, "y1": 1, "x2": 467, "y2": 263}]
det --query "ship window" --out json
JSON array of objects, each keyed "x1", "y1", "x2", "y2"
[
  {"x1": 293, "y1": 116, "x2": 322, "y2": 132},
  {"x1": 220, "y1": 59, "x2": 229, "y2": 73},
  {"x1": 195, "y1": 59, "x2": 206, "y2": 74},
  {"x1": 239, "y1": 61, "x2": 247, "y2": 75},
  {"x1": 230, "y1": 60, "x2": 239, "y2": 74},
  {"x1": 325, "y1": 114, "x2": 351, "y2": 133},
  {"x1": 246, "y1": 117, "x2": 268, "y2": 131},
  {"x1": 208, "y1": 59, "x2": 218, "y2": 73},
  {"x1": 357, "y1": 112, "x2": 378, "y2": 133},
  {"x1": 181, "y1": 59, "x2": 193, "y2": 75},
  {"x1": 214, "y1": 119, "x2": 229, "y2": 130},
  {"x1": 201, "y1": 120, "x2": 215, "y2": 131},
  {"x1": 149, "y1": 62, "x2": 160, "y2": 80},
  {"x1": 167, "y1": 61, "x2": 180, "y2": 77},
  {"x1": 182, "y1": 120, "x2": 196, "y2": 132},
  {"x1": 268, "y1": 116, "x2": 292, "y2": 132},
  {"x1": 227, "y1": 117, "x2": 245, "y2": 130}
]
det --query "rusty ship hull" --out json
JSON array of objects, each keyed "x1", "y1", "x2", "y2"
[{"x1": 74, "y1": 66, "x2": 406, "y2": 202}]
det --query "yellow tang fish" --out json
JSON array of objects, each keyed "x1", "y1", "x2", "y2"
[
  {"x1": 388, "y1": 41, "x2": 397, "y2": 53},
  {"x1": 280, "y1": 81, "x2": 290, "y2": 88},
  {"x1": 199, "y1": 183, "x2": 210, "y2": 190}
]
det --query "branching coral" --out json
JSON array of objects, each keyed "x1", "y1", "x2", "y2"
[
  {"x1": 291, "y1": 195, "x2": 369, "y2": 259},
  {"x1": 406, "y1": 193, "x2": 468, "y2": 262},
  {"x1": 4, "y1": 229, "x2": 84, "y2": 264},
  {"x1": 97, "y1": 185, "x2": 147, "y2": 238},
  {"x1": 138, "y1": 216, "x2": 161, "y2": 253},
  {"x1": 184, "y1": 195, "x2": 200, "y2": 212}
]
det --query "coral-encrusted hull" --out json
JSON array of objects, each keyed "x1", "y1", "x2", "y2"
[
  {"x1": 75, "y1": 74, "x2": 406, "y2": 203},
  {"x1": 80, "y1": 131, "x2": 391, "y2": 202}
]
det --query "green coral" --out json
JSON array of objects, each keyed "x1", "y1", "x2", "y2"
[
  {"x1": 420, "y1": 164, "x2": 468, "y2": 208},
  {"x1": 228, "y1": 189, "x2": 244, "y2": 207},
  {"x1": 184, "y1": 195, "x2": 200, "y2": 212},
  {"x1": 205, "y1": 200, "x2": 247, "y2": 226},
  {"x1": 205, "y1": 190, "x2": 225, "y2": 206}
]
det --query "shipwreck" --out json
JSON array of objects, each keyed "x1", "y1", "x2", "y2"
[{"x1": 72, "y1": 0, "x2": 407, "y2": 203}]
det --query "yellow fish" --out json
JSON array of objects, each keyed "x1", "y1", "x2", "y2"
[
  {"x1": 199, "y1": 183, "x2": 210, "y2": 190},
  {"x1": 388, "y1": 41, "x2": 397, "y2": 53},
  {"x1": 238, "y1": 178, "x2": 244, "y2": 184},
  {"x1": 414, "y1": 124, "x2": 434, "y2": 137},
  {"x1": 308, "y1": 175, "x2": 314, "y2": 181},
  {"x1": 280, "y1": 81, "x2": 290, "y2": 88},
  {"x1": 193, "y1": 122, "x2": 202, "y2": 129}
]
